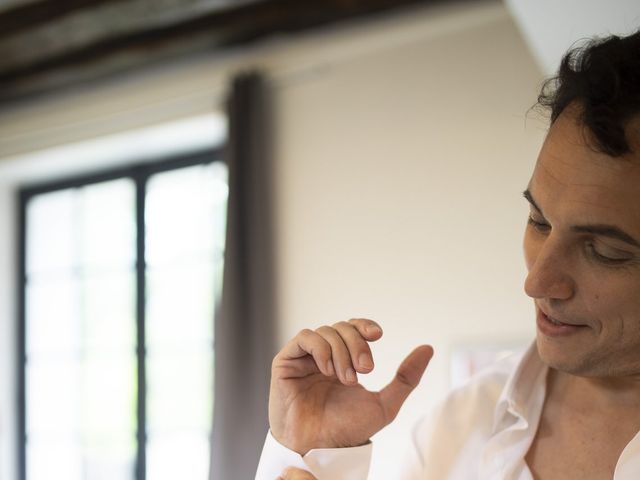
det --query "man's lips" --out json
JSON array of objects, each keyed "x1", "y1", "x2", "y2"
[
  {"x1": 536, "y1": 305, "x2": 586, "y2": 327},
  {"x1": 542, "y1": 313, "x2": 581, "y2": 327},
  {"x1": 536, "y1": 306, "x2": 588, "y2": 337}
]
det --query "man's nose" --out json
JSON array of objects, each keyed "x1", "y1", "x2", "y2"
[{"x1": 524, "y1": 235, "x2": 575, "y2": 300}]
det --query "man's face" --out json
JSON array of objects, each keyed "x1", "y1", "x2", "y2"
[{"x1": 523, "y1": 105, "x2": 640, "y2": 378}]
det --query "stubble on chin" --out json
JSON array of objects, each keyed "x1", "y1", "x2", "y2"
[{"x1": 535, "y1": 335, "x2": 602, "y2": 377}]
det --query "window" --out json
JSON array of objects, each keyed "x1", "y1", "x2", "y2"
[{"x1": 18, "y1": 151, "x2": 227, "y2": 480}]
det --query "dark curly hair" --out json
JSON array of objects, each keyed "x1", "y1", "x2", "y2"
[{"x1": 537, "y1": 29, "x2": 640, "y2": 156}]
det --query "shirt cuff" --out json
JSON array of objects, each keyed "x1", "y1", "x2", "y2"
[{"x1": 255, "y1": 430, "x2": 372, "y2": 480}]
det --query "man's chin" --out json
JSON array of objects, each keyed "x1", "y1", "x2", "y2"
[{"x1": 535, "y1": 337, "x2": 596, "y2": 377}]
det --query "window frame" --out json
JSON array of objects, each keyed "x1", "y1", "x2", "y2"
[{"x1": 17, "y1": 148, "x2": 223, "y2": 480}]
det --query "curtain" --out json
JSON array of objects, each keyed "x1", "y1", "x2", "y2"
[{"x1": 210, "y1": 72, "x2": 277, "y2": 480}]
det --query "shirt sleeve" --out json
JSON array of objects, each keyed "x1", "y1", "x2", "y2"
[{"x1": 254, "y1": 430, "x2": 373, "y2": 480}]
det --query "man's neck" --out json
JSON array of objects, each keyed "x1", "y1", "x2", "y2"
[
  {"x1": 549, "y1": 368, "x2": 640, "y2": 413},
  {"x1": 526, "y1": 368, "x2": 640, "y2": 479}
]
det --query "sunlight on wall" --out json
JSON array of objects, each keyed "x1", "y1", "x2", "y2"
[{"x1": 0, "y1": 113, "x2": 226, "y2": 184}]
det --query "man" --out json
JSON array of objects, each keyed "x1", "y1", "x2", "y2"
[{"x1": 256, "y1": 30, "x2": 640, "y2": 479}]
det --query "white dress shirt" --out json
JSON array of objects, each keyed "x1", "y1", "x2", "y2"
[{"x1": 255, "y1": 343, "x2": 640, "y2": 480}]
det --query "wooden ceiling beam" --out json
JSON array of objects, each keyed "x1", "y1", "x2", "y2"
[
  {"x1": 0, "y1": 0, "x2": 112, "y2": 37},
  {"x1": 0, "y1": 0, "x2": 476, "y2": 104}
]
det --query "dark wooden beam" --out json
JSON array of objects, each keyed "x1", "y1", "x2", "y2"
[
  {"x1": 0, "y1": 0, "x2": 252, "y2": 71},
  {"x1": 0, "y1": 0, "x2": 113, "y2": 38},
  {"x1": 0, "y1": 0, "x2": 476, "y2": 104}
]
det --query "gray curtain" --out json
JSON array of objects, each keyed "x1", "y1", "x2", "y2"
[{"x1": 210, "y1": 72, "x2": 276, "y2": 480}]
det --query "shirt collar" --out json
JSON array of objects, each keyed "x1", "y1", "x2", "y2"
[{"x1": 492, "y1": 341, "x2": 548, "y2": 434}]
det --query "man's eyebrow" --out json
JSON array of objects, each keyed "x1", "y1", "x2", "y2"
[
  {"x1": 571, "y1": 225, "x2": 640, "y2": 248},
  {"x1": 522, "y1": 189, "x2": 640, "y2": 248},
  {"x1": 522, "y1": 189, "x2": 543, "y2": 215}
]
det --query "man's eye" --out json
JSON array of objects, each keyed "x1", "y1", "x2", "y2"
[
  {"x1": 586, "y1": 243, "x2": 632, "y2": 265},
  {"x1": 527, "y1": 216, "x2": 550, "y2": 232}
]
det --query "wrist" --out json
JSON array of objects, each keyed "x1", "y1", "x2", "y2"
[
  {"x1": 270, "y1": 430, "x2": 311, "y2": 456},
  {"x1": 271, "y1": 430, "x2": 371, "y2": 456}
]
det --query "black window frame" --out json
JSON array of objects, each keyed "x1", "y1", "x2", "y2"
[{"x1": 17, "y1": 148, "x2": 223, "y2": 480}]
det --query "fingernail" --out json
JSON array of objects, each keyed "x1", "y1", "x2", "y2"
[
  {"x1": 346, "y1": 367, "x2": 357, "y2": 383},
  {"x1": 366, "y1": 325, "x2": 381, "y2": 334},
  {"x1": 359, "y1": 353, "x2": 373, "y2": 370}
]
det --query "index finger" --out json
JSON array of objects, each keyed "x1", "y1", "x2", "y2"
[{"x1": 347, "y1": 318, "x2": 384, "y2": 341}]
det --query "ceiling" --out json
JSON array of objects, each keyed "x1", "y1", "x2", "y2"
[
  {"x1": 505, "y1": 0, "x2": 640, "y2": 74},
  {"x1": 0, "y1": 0, "x2": 478, "y2": 104},
  {"x1": 2, "y1": 0, "x2": 639, "y2": 105}
]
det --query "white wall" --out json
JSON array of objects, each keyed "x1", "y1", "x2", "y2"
[
  {"x1": 0, "y1": 1, "x2": 546, "y2": 478},
  {"x1": 270, "y1": 3, "x2": 545, "y2": 478}
]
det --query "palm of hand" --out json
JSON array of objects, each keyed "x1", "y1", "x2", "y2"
[{"x1": 275, "y1": 373, "x2": 387, "y2": 453}]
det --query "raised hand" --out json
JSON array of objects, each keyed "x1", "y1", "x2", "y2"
[{"x1": 269, "y1": 318, "x2": 433, "y2": 455}]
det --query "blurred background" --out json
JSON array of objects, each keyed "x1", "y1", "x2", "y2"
[{"x1": 0, "y1": 0, "x2": 639, "y2": 479}]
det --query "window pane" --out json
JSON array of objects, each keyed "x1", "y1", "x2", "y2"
[
  {"x1": 83, "y1": 272, "x2": 136, "y2": 351},
  {"x1": 147, "y1": 433, "x2": 210, "y2": 480},
  {"x1": 147, "y1": 351, "x2": 213, "y2": 431},
  {"x1": 26, "y1": 189, "x2": 76, "y2": 275},
  {"x1": 82, "y1": 354, "x2": 136, "y2": 436},
  {"x1": 147, "y1": 263, "x2": 214, "y2": 350},
  {"x1": 27, "y1": 358, "x2": 80, "y2": 434},
  {"x1": 27, "y1": 438, "x2": 82, "y2": 480},
  {"x1": 25, "y1": 179, "x2": 136, "y2": 480},
  {"x1": 28, "y1": 435, "x2": 136, "y2": 480},
  {"x1": 80, "y1": 180, "x2": 136, "y2": 271},
  {"x1": 26, "y1": 356, "x2": 136, "y2": 480},
  {"x1": 145, "y1": 162, "x2": 226, "y2": 478},
  {"x1": 26, "y1": 275, "x2": 81, "y2": 356},
  {"x1": 26, "y1": 349, "x2": 138, "y2": 480},
  {"x1": 146, "y1": 163, "x2": 227, "y2": 266}
]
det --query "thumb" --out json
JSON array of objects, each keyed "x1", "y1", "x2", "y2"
[{"x1": 378, "y1": 345, "x2": 434, "y2": 424}]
